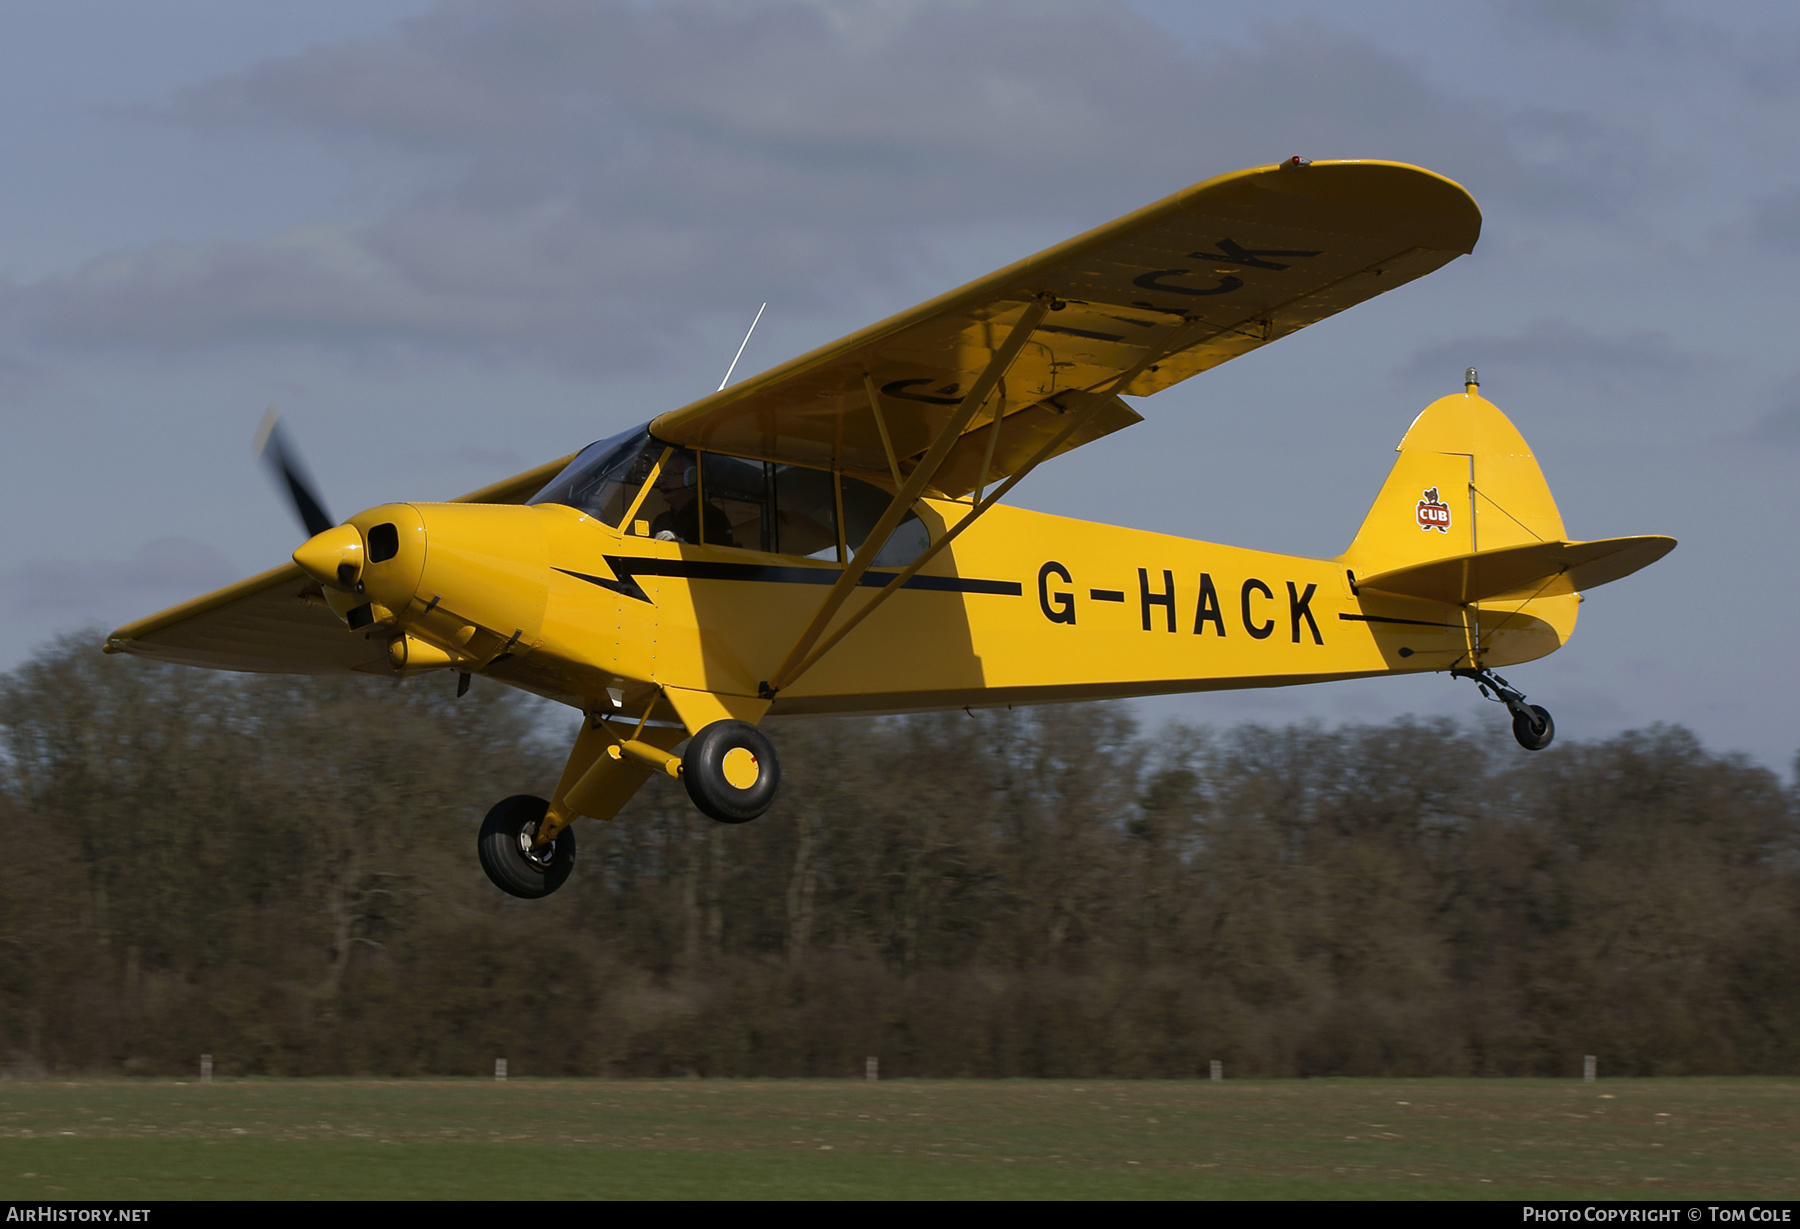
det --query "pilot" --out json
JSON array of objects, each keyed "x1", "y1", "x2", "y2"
[{"x1": 651, "y1": 457, "x2": 736, "y2": 546}]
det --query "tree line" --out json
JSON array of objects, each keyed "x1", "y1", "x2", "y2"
[{"x1": 1, "y1": 634, "x2": 1795, "y2": 1078}]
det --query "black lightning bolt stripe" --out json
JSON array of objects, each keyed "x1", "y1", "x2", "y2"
[
  {"x1": 559, "y1": 565, "x2": 650, "y2": 603},
  {"x1": 557, "y1": 558, "x2": 1024, "y2": 605}
]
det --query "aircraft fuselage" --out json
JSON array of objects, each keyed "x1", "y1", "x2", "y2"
[{"x1": 344, "y1": 495, "x2": 1576, "y2": 720}]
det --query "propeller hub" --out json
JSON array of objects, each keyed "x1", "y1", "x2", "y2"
[{"x1": 294, "y1": 524, "x2": 365, "y2": 591}]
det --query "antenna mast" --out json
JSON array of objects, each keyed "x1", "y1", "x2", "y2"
[{"x1": 718, "y1": 302, "x2": 768, "y2": 392}]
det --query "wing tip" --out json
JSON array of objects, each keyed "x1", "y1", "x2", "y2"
[{"x1": 1178, "y1": 158, "x2": 1482, "y2": 252}]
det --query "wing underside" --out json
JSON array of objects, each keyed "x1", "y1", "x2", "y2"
[
  {"x1": 105, "y1": 459, "x2": 577, "y2": 674},
  {"x1": 107, "y1": 564, "x2": 387, "y2": 674}
]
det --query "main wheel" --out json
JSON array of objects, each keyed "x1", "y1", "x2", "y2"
[
  {"x1": 683, "y1": 720, "x2": 780, "y2": 824},
  {"x1": 477, "y1": 794, "x2": 576, "y2": 898},
  {"x1": 1512, "y1": 704, "x2": 1555, "y2": 751}
]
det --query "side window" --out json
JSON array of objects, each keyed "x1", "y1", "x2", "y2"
[
  {"x1": 772, "y1": 464, "x2": 839, "y2": 561},
  {"x1": 639, "y1": 449, "x2": 708, "y2": 543},
  {"x1": 840, "y1": 475, "x2": 930, "y2": 568},
  {"x1": 536, "y1": 436, "x2": 851, "y2": 563},
  {"x1": 701, "y1": 454, "x2": 770, "y2": 551}
]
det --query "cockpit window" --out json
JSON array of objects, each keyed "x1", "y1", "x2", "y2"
[
  {"x1": 643, "y1": 448, "x2": 711, "y2": 543},
  {"x1": 697, "y1": 457, "x2": 836, "y2": 559},
  {"x1": 702, "y1": 453, "x2": 768, "y2": 549},
  {"x1": 533, "y1": 426, "x2": 926, "y2": 567},
  {"x1": 772, "y1": 464, "x2": 838, "y2": 560},
  {"x1": 840, "y1": 475, "x2": 930, "y2": 567},
  {"x1": 527, "y1": 426, "x2": 653, "y2": 522}
]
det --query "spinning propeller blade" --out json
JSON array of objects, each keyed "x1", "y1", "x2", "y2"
[{"x1": 254, "y1": 408, "x2": 335, "y2": 538}]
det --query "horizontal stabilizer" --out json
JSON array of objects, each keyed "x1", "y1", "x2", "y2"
[{"x1": 1357, "y1": 535, "x2": 1675, "y2": 606}]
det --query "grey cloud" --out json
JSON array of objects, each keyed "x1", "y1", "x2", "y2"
[
  {"x1": 1493, "y1": 0, "x2": 1703, "y2": 50},
  {"x1": 1494, "y1": 0, "x2": 1765, "y2": 78},
  {"x1": 0, "y1": 350, "x2": 53, "y2": 400},
  {"x1": 11, "y1": 1, "x2": 1620, "y2": 370},
  {"x1": 164, "y1": 0, "x2": 1188, "y2": 224},
  {"x1": 169, "y1": 2, "x2": 1608, "y2": 220},
  {"x1": 1496, "y1": 0, "x2": 1646, "y2": 43},
  {"x1": 1749, "y1": 388, "x2": 1800, "y2": 445},
  {"x1": 1402, "y1": 318, "x2": 1698, "y2": 384},
  {"x1": 8, "y1": 211, "x2": 887, "y2": 368},
  {"x1": 1747, "y1": 191, "x2": 1800, "y2": 248},
  {"x1": 449, "y1": 445, "x2": 526, "y2": 470},
  {"x1": 4, "y1": 538, "x2": 237, "y2": 617},
  {"x1": 1736, "y1": 22, "x2": 1800, "y2": 98}
]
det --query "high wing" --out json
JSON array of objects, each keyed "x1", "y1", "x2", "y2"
[
  {"x1": 103, "y1": 455, "x2": 576, "y2": 674},
  {"x1": 651, "y1": 159, "x2": 1481, "y2": 496},
  {"x1": 108, "y1": 159, "x2": 1479, "y2": 675}
]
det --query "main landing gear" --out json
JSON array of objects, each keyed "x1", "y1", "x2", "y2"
[
  {"x1": 683, "y1": 720, "x2": 780, "y2": 824},
  {"x1": 477, "y1": 795, "x2": 576, "y2": 899},
  {"x1": 475, "y1": 719, "x2": 781, "y2": 898},
  {"x1": 1453, "y1": 667, "x2": 1555, "y2": 751}
]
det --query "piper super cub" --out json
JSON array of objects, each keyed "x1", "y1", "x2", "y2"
[{"x1": 108, "y1": 158, "x2": 1675, "y2": 899}]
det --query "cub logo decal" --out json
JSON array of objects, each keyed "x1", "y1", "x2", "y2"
[{"x1": 1416, "y1": 487, "x2": 1451, "y2": 533}]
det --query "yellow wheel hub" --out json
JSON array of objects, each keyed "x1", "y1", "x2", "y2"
[{"x1": 721, "y1": 746, "x2": 761, "y2": 790}]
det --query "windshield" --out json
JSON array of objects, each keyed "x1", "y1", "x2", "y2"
[{"x1": 527, "y1": 425, "x2": 652, "y2": 521}]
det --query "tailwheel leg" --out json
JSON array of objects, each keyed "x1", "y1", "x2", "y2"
[{"x1": 1452, "y1": 667, "x2": 1555, "y2": 751}]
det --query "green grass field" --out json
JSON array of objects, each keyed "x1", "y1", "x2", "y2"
[{"x1": 1, "y1": 1077, "x2": 1795, "y2": 1200}]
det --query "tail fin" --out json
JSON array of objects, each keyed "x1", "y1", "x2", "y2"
[
  {"x1": 1339, "y1": 375, "x2": 1673, "y2": 670},
  {"x1": 1340, "y1": 375, "x2": 1566, "y2": 583}
]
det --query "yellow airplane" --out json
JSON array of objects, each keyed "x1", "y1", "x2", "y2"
[{"x1": 107, "y1": 158, "x2": 1674, "y2": 899}]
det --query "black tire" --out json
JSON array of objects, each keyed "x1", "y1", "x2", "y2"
[
  {"x1": 477, "y1": 794, "x2": 576, "y2": 898},
  {"x1": 683, "y1": 720, "x2": 780, "y2": 823},
  {"x1": 1512, "y1": 704, "x2": 1555, "y2": 751}
]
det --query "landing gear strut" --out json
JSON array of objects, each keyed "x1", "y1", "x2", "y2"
[{"x1": 1453, "y1": 667, "x2": 1555, "y2": 751}]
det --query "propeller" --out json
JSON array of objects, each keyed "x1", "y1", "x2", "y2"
[{"x1": 253, "y1": 407, "x2": 335, "y2": 538}]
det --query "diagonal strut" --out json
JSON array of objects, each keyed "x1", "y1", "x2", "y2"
[
  {"x1": 763, "y1": 296, "x2": 1052, "y2": 695},
  {"x1": 766, "y1": 301, "x2": 1206, "y2": 694}
]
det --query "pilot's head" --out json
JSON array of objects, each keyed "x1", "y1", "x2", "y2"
[{"x1": 657, "y1": 460, "x2": 698, "y2": 506}]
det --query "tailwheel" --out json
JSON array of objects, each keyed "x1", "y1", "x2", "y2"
[
  {"x1": 1512, "y1": 704, "x2": 1555, "y2": 752},
  {"x1": 683, "y1": 720, "x2": 780, "y2": 824},
  {"x1": 1453, "y1": 667, "x2": 1556, "y2": 752},
  {"x1": 477, "y1": 794, "x2": 576, "y2": 898}
]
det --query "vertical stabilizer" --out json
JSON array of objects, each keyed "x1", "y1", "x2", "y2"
[{"x1": 1340, "y1": 373, "x2": 1566, "y2": 580}]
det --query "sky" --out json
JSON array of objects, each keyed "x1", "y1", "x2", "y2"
[{"x1": 2, "y1": 0, "x2": 1796, "y2": 771}]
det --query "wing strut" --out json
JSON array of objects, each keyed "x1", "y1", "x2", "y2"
[
  {"x1": 974, "y1": 380, "x2": 1005, "y2": 504},
  {"x1": 862, "y1": 373, "x2": 905, "y2": 488},
  {"x1": 774, "y1": 390, "x2": 1116, "y2": 692},
  {"x1": 764, "y1": 298, "x2": 1193, "y2": 696},
  {"x1": 763, "y1": 296, "x2": 1053, "y2": 695}
]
